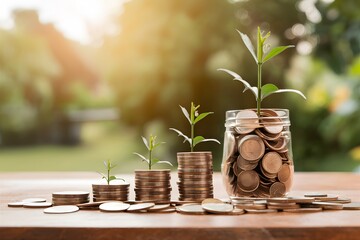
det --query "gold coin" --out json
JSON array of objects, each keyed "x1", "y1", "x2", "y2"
[
  {"x1": 237, "y1": 170, "x2": 260, "y2": 192},
  {"x1": 99, "y1": 202, "x2": 130, "y2": 212},
  {"x1": 177, "y1": 204, "x2": 206, "y2": 215},
  {"x1": 269, "y1": 182, "x2": 286, "y2": 197},
  {"x1": 262, "y1": 152, "x2": 283, "y2": 174},
  {"x1": 44, "y1": 205, "x2": 79, "y2": 214},
  {"x1": 238, "y1": 135, "x2": 265, "y2": 161},
  {"x1": 342, "y1": 202, "x2": 360, "y2": 210}
]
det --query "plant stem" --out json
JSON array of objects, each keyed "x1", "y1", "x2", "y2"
[
  {"x1": 257, "y1": 63, "x2": 262, "y2": 116},
  {"x1": 191, "y1": 123, "x2": 194, "y2": 152},
  {"x1": 148, "y1": 149, "x2": 152, "y2": 170},
  {"x1": 107, "y1": 165, "x2": 110, "y2": 185}
]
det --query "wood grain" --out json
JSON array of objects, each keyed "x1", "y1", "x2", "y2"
[{"x1": 1, "y1": 172, "x2": 360, "y2": 240}]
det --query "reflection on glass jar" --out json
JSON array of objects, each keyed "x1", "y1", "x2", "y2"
[{"x1": 221, "y1": 109, "x2": 294, "y2": 198}]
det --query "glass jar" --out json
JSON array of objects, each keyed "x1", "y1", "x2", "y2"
[{"x1": 221, "y1": 109, "x2": 294, "y2": 198}]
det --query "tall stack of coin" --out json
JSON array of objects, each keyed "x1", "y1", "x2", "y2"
[
  {"x1": 177, "y1": 152, "x2": 214, "y2": 201},
  {"x1": 52, "y1": 191, "x2": 90, "y2": 206},
  {"x1": 134, "y1": 169, "x2": 171, "y2": 203},
  {"x1": 92, "y1": 182, "x2": 129, "y2": 202},
  {"x1": 222, "y1": 109, "x2": 294, "y2": 198}
]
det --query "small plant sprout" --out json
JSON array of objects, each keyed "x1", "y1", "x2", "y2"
[
  {"x1": 133, "y1": 134, "x2": 173, "y2": 170},
  {"x1": 218, "y1": 27, "x2": 306, "y2": 116},
  {"x1": 98, "y1": 159, "x2": 125, "y2": 185},
  {"x1": 170, "y1": 102, "x2": 220, "y2": 152}
]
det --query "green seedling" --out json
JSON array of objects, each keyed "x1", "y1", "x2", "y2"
[
  {"x1": 219, "y1": 27, "x2": 306, "y2": 116},
  {"x1": 98, "y1": 159, "x2": 124, "y2": 185},
  {"x1": 134, "y1": 134, "x2": 173, "y2": 170},
  {"x1": 170, "y1": 102, "x2": 220, "y2": 152}
]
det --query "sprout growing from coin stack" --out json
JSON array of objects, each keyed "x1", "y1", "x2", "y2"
[
  {"x1": 170, "y1": 102, "x2": 220, "y2": 202},
  {"x1": 133, "y1": 134, "x2": 173, "y2": 203},
  {"x1": 92, "y1": 159, "x2": 130, "y2": 202},
  {"x1": 219, "y1": 27, "x2": 306, "y2": 198}
]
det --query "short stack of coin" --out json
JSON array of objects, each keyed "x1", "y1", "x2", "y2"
[
  {"x1": 177, "y1": 152, "x2": 214, "y2": 201},
  {"x1": 134, "y1": 169, "x2": 171, "y2": 203},
  {"x1": 92, "y1": 182, "x2": 130, "y2": 202},
  {"x1": 222, "y1": 109, "x2": 294, "y2": 198},
  {"x1": 52, "y1": 191, "x2": 89, "y2": 206}
]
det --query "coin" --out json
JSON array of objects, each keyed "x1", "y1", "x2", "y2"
[
  {"x1": 171, "y1": 200, "x2": 202, "y2": 205},
  {"x1": 99, "y1": 202, "x2": 130, "y2": 212},
  {"x1": 22, "y1": 198, "x2": 47, "y2": 203},
  {"x1": 238, "y1": 135, "x2": 265, "y2": 161},
  {"x1": 268, "y1": 204, "x2": 300, "y2": 210},
  {"x1": 44, "y1": 205, "x2": 79, "y2": 214},
  {"x1": 234, "y1": 203, "x2": 266, "y2": 210},
  {"x1": 264, "y1": 137, "x2": 287, "y2": 152},
  {"x1": 177, "y1": 204, "x2": 206, "y2": 215},
  {"x1": 245, "y1": 209, "x2": 278, "y2": 213},
  {"x1": 313, "y1": 195, "x2": 338, "y2": 201},
  {"x1": 8, "y1": 202, "x2": 25, "y2": 207},
  {"x1": 52, "y1": 191, "x2": 89, "y2": 197},
  {"x1": 255, "y1": 128, "x2": 282, "y2": 141},
  {"x1": 310, "y1": 202, "x2": 343, "y2": 210},
  {"x1": 147, "y1": 204, "x2": 171, "y2": 212},
  {"x1": 126, "y1": 203, "x2": 155, "y2": 212},
  {"x1": 260, "y1": 109, "x2": 283, "y2": 134},
  {"x1": 342, "y1": 202, "x2": 360, "y2": 210},
  {"x1": 237, "y1": 154, "x2": 258, "y2": 171},
  {"x1": 268, "y1": 197, "x2": 315, "y2": 204},
  {"x1": 304, "y1": 193, "x2": 327, "y2": 197},
  {"x1": 269, "y1": 182, "x2": 286, "y2": 197},
  {"x1": 283, "y1": 208, "x2": 322, "y2": 213},
  {"x1": 277, "y1": 164, "x2": 291, "y2": 183},
  {"x1": 201, "y1": 198, "x2": 223, "y2": 204},
  {"x1": 328, "y1": 197, "x2": 351, "y2": 204},
  {"x1": 77, "y1": 201, "x2": 115, "y2": 208},
  {"x1": 23, "y1": 202, "x2": 53, "y2": 208},
  {"x1": 262, "y1": 152, "x2": 282, "y2": 174},
  {"x1": 202, "y1": 203, "x2": 233, "y2": 214},
  {"x1": 237, "y1": 170, "x2": 260, "y2": 192}
]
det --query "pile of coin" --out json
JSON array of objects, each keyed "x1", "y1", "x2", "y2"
[
  {"x1": 52, "y1": 191, "x2": 89, "y2": 205},
  {"x1": 134, "y1": 169, "x2": 171, "y2": 203},
  {"x1": 177, "y1": 152, "x2": 214, "y2": 201},
  {"x1": 92, "y1": 182, "x2": 129, "y2": 202},
  {"x1": 222, "y1": 109, "x2": 293, "y2": 198}
]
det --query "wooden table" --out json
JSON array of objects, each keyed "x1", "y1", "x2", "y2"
[{"x1": 1, "y1": 172, "x2": 360, "y2": 240}]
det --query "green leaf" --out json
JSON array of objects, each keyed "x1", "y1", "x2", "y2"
[
  {"x1": 262, "y1": 88, "x2": 307, "y2": 100},
  {"x1": 142, "y1": 136, "x2": 149, "y2": 150},
  {"x1": 153, "y1": 141, "x2": 165, "y2": 149},
  {"x1": 116, "y1": 177, "x2": 125, "y2": 182},
  {"x1": 133, "y1": 152, "x2": 149, "y2": 164},
  {"x1": 193, "y1": 136, "x2": 205, "y2": 147},
  {"x1": 218, "y1": 68, "x2": 258, "y2": 99},
  {"x1": 237, "y1": 30, "x2": 257, "y2": 63},
  {"x1": 261, "y1": 83, "x2": 279, "y2": 101},
  {"x1": 156, "y1": 161, "x2": 173, "y2": 167},
  {"x1": 257, "y1": 27, "x2": 262, "y2": 62},
  {"x1": 179, "y1": 105, "x2": 191, "y2": 124},
  {"x1": 263, "y1": 45, "x2": 295, "y2": 63},
  {"x1": 109, "y1": 176, "x2": 116, "y2": 182},
  {"x1": 194, "y1": 112, "x2": 213, "y2": 125},
  {"x1": 169, "y1": 128, "x2": 191, "y2": 144}
]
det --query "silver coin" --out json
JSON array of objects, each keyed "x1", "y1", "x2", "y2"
[
  {"x1": 22, "y1": 198, "x2": 47, "y2": 203},
  {"x1": 177, "y1": 204, "x2": 206, "y2": 215},
  {"x1": 23, "y1": 202, "x2": 53, "y2": 208},
  {"x1": 8, "y1": 202, "x2": 25, "y2": 207},
  {"x1": 99, "y1": 202, "x2": 130, "y2": 212},
  {"x1": 44, "y1": 205, "x2": 79, "y2": 214},
  {"x1": 127, "y1": 203, "x2": 155, "y2": 212},
  {"x1": 202, "y1": 203, "x2": 233, "y2": 214}
]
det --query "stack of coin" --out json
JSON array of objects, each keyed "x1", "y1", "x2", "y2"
[
  {"x1": 222, "y1": 109, "x2": 294, "y2": 198},
  {"x1": 92, "y1": 182, "x2": 130, "y2": 202},
  {"x1": 177, "y1": 152, "x2": 214, "y2": 201},
  {"x1": 52, "y1": 191, "x2": 89, "y2": 206},
  {"x1": 134, "y1": 169, "x2": 171, "y2": 203}
]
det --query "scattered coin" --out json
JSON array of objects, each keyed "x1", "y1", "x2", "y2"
[
  {"x1": 201, "y1": 198, "x2": 223, "y2": 205},
  {"x1": 127, "y1": 203, "x2": 155, "y2": 212},
  {"x1": 44, "y1": 205, "x2": 79, "y2": 214},
  {"x1": 99, "y1": 202, "x2": 130, "y2": 212},
  {"x1": 304, "y1": 193, "x2": 327, "y2": 197},
  {"x1": 23, "y1": 202, "x2": 53, "y2": 208},
  {"x1": 245, "y1": 209, "x2": 278, "y2": 213},
  {"x1": 148, "y1": 204, "x2": 171, "y2": 212},
  {"x1": 342, "y1": 202, "x2": 360, "y2": 210},
  {"x1": 202, "y1": 203, "x2": 233, "y2": 214},
  {"x1": 22, "y1": 198, "x2": 47, "y2": 203},
  {"x1": 177, "y1": 204, "x2": 206, "y2": 215},
  {"x1": 313, "y1": 195, "x2": 338, "y2": 201},
  {"x1": 309, "y1": 202, "x2": 343, "y2": 210},
  {"x1": 8, "y1": 202, "x2": 26, "y2": 207},
  {"x1": 328, "y1": 197, "x2": 351, "y2": 204},
  {"x1": 283, "y1": 208, "x2": 322, "y2": 213}
]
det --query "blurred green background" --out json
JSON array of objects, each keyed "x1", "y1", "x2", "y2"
[{"x1": 0, "y1": 0, "x2": 360, "y2": 173}]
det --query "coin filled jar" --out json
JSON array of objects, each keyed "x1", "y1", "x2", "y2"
[{"x1": 221, "y1": 109, "x2": 294, "y2": 198}]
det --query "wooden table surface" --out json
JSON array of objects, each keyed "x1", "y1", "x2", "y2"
[{"x1": 1, "y1": 171, "x2": 360, "y2": 240}]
